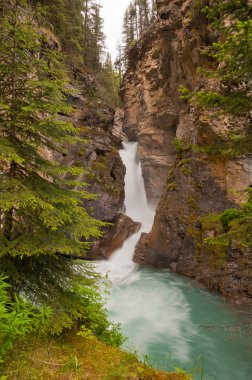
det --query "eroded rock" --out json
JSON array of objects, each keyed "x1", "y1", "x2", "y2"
[{"x1": 88, "y1": 214, "x2": 141, "y2": 260}]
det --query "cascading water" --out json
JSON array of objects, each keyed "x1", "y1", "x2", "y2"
[
  {"x1": 98, "y1": 141, "x2": 155, "y2": 284},
  {"x1": 97, "y1": 142, "x2": 252, "y2": 380}
]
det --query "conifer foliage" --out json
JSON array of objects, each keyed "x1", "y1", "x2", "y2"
[
  {"x1": 0, "y1": 0, "x2": 102, "y2": 258},
  {"x1": 34, "y1": 0, "x2": 85, "y2": 63},
  {"x1": 34, "y1": 0, "x2": 119, "y2": 105},
  {"x1": 35, "y1": 0, "x2": 106, "y2": 71},
  {"x1": 83, "y1": 0, "x2": 105, "y2": 71},
  {"x1": 0, "y1": 0, "x2": 123, "y2": 350},
  {"x1": 119, "y1": 0, "x2": 157, "y2": 70}
]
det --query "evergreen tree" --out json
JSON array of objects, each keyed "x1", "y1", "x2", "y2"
[
  {"x1": 33, "y1": 0, "x2": 106, "y2": 72},
  {"x1": 83, "y1": 1, "x2": 105, "y2": 72},
  {"x1": 121, "y1": 0, "x2": 152, "y2": 69},
  {"x1": 34, "y1": 0, "x2": 85, "y2": 64},
  {"x1": 0, "y1": 0, "x2": 102, "y2": 257},
  {"x1": 91, "y1": 2, "x2": 106, "y2": 71},
  {"x1": 136, "y1": 0, "x2": 150, "y2": 34},
  {"x1": 115, "y1": 41, "x2": 124, "y2": 83},
  {"x1": 0, "y1": 0, "x2": 125, "y2": 342},
  {"x1": 99, "y1": 53, "x2": 121, "y2": 107},
  {"x1": 122, "y1": 5, "x2": 136, "y2": 67},
  {"x1": 150, "y1": 0, "x2": 158, "y2": 23},
  {"x1": 83, "y1": 0, "x2": 95, "y2": 68}
]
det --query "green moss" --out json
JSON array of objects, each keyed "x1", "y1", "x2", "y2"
[
  {"x1": 96, "y1": 111, "x2": 109, "y2": 122},
  {"x1": 78, "y1": 147, "x2": 86, "y2": 157},
  {"x1": 90, "y1": 151, "x2": 123, "y2": 197},
  {"x1": 201, "y1": 213, "x2": 223, "y2": 232},
  {"x1": 178, "y1": 158, "x2": 193, "y2": 176},
  {"x1": 178, "y1": 158, "x2": 193, "y2": 167},
  {"x1": 187, "y1": 196, "x2": 197, "y2": 209},
  {"x1": 174, "y1": 138, "x2": 190, "y2": 154},
  {"x1": 180, "y1": 166, "x2": 193, "y2": 176},
  {"x1": 167, "y1": 182, "x2": 178, "y2": 191}
]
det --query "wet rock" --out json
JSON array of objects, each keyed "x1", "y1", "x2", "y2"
[
  {"x1": 133, "y1": 233, "x2": 150, "y2": 264},
  {"x1": 112, "y1": 109, "x2": 127, "y2": 142},
  {"x1": 88, "y1": 214, "x2": 141, "y2": 260},
  {"x1": 228, "y1": 241, "x2": 243, "y2": 262},
  {"x1": 247, "y1": 284, "x2": 252, "y2": 297}
]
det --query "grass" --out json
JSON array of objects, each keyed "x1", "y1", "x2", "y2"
[{"x1": 1, "y1": 331, "x2": 192, "y2": 380}]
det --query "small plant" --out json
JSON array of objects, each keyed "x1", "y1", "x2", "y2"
[
  {"x1": 174, "y1": 138, "x2": 188, "y2": 154},
  {"x1": 77, "y1": 326, "x2": 95, "y2": 340},
  {"x1": 179, "y1": 85, "x2": 192, "y2": 101},
  {"x1": 167, "y1": 182, "x2": 178, "y2": 191},
  {"x1": 62, "y1": 355, "x2": 81, "y2": 373},
  {"x1": 220, "y1": 208, "x2": 244, "y2": 230},
  {"x1": 0, "y1": 274, "x2": 51, "y2": 363}
]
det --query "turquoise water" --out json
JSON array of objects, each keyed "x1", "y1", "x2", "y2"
[
  {"x1": 98, "y1": 142, "x2": 252, "y2": 380},
  {"x1": 107, "y1": 267, "x2": 252, "y2": 380}
]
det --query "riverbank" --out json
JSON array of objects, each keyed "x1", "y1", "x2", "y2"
[{"x1": 1, "y1": 331, "x2": 191, "y2": 380}]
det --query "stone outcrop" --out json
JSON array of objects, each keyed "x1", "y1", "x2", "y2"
[
  {"x1": 88, "y1": 214, "x2": 141, "y2": 260},
  {"x1": 122, "y1": 0, "x2": 252, "y2": 303}
]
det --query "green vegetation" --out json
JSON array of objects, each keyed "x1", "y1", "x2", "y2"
[
  {"x1": 33, "y1": 0, "x2": 104, "y2": 68},
  {"x1": 202, "y1": 195, "x2": 252, "y2": 253},
  {"x1": 33, "y1": 0, "x2": 85, "y2": 64},
  {"x1": 1, "y1": 332, "x2": 192, "y2": 380},
  {"x1": 32, "y1": 0, "x2": 120, "y2": 106},
  {"x1": 0, "y1": 0, "x2": 123, "y2": 365},
  {"x1": 99, "y1": 53, "x2": 122, "y2": 108},
  {"x1": 174, "y1": 138, "x2": 190, "y2": 155},
  {"x1": 180, "y1": 1, "x2": 252, "y2": 153},
  {"x1": 0, "y1": 275, "x2": 50, "y2": 362},
  {"x1": 194, "y1": 1, "x2": 252, "y2": 116},
  {"x1": 118, "y1": 0, "x2": 157, "y2": 70}
]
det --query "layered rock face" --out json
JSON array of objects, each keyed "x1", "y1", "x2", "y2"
[{"x1": 122, "y1": 0, "x2": 252, "y2": 302}]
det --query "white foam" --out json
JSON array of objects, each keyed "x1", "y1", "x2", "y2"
[{"x1": 97, "y1": 141, "x2": 155, "y2": 284}]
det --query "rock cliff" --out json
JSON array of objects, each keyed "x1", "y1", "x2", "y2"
[{"x1": 122, "y1": 0, "x2": 252, "y2": 303}]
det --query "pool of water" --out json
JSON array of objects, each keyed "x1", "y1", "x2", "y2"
[{"x1": 106, "y1": 267, "x2": 252, "y2": 380}]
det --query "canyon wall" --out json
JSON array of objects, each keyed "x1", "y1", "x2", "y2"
[{"x1": 122, "y1": 0, "x2": 252, "y2": 302}]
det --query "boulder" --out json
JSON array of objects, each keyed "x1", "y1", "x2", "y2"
[{"x1": 88, "y1": 214, "x2": 141, "y2": 260}]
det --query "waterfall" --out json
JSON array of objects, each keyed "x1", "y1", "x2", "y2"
[{"x1": 97, "y1": 141, "x2": 155, "y2": 284}]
